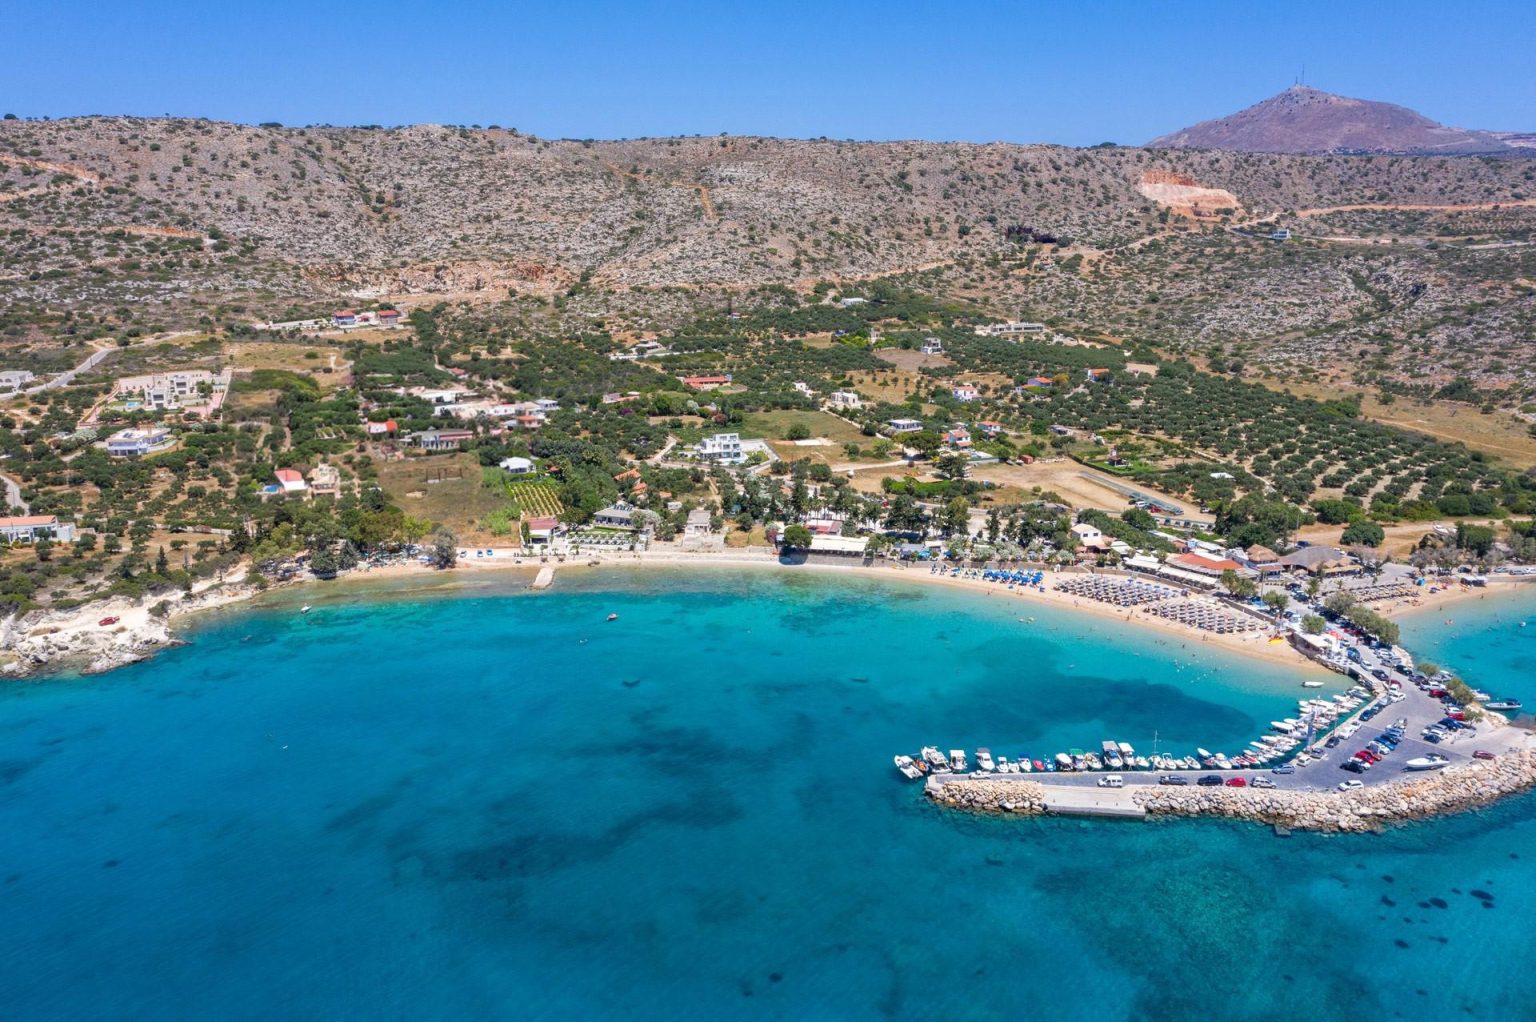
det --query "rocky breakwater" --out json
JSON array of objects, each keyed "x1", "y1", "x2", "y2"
[
  {"x1": 1132, "y1": 752, "x2": 1536, "y2": 833},
  {"x1": 923, "y1": 776, "x2": 1049, "y2": 815}
]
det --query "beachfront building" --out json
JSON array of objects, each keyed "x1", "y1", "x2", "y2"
[
  {"x1": 1240, "y1": 544, "x2": 1285, "y2": 576},
  {"x1": 498, "y1": 456, "x2": 535, "y2": 475},
  {"x1": 525, "y1": 516, "x2": 564, "y2": 544},
  {"x1": 887, "y1": 418, "x2": 923, "y2": 434},
  {"x1": 106, "y1": 427, "x2": 173, "y2": 457},
  {"x1": 684, "y1": 508, "x2": 714, "y2": 536},
  {"x1": 308, "y1": 463, "x2": 341, "y2": 499},
  {"x1": 697, "y1": 433, "x2": 746, "y2": 465},
  {"x1": 594, "y1": 501, "x2": 639, "y2": 530},
  {"x1": 0, "y1": 514, "x2": 75, "y2": 544},
  {"x1": 808, "y1": 534, "x2": 870, "y2": 557},
  {"x1": 1070, "y1": 522, "x2": 1106, "y2": 551},
  {"x1": 1277, "y1": 545, "x2": 1356, "y2": 578},
  {"x1": 0, "y1": 370, "x2": 36, "y2": 391},
  {"x1": 828, "y1": 390, "x2": 862, "y2": 410}
]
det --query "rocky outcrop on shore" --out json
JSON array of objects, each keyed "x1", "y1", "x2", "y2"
[
  {"x1": 0, "y1": 582, "x2": 260, "y2": 678},
  {"x1": 926, "y1": 751, "x2": 1536, "y2": 832}
]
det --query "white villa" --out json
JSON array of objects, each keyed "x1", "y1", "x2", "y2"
[
  {"x1": 106, "y1": 427, "x2": 173, "y2": 457},
  {"x1": 697, "y1": 433, "x2": 746, "y2": 465},
  {"x1": 0, "y1": 514, "x2": 75, "y2": 543},
  {"x1": 828, "y1": 390, "x2": 863, "y2": 410},
  {"x1": 114, "y1": 369, "x2": 230, "y2": 412},
  {"x1": 888, "y1": 418, "x2": 923, "y2": 434},
  {"x1": 0, "y1": 370, "x2": 36, "y2": 391}
]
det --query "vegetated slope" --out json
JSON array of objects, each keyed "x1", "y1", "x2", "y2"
[
  {"x1": 1149, "y1": 85, "x2": 1517, "y2": 155},
  {"x1": 2, "y1": 114, "x2": 1533, "y2": 300}
]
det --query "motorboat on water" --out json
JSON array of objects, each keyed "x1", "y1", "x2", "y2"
[
  {"x1": 1485, "y1": 698, "x2": 1523, "y2": 712},
  {"x1": 1055, "y1": 753, "x2": 1074, "y2": 771},
  {"x1": 1102, "y1": 741, "x2": 1124, "y2": 769},
  {"x1": 949, "y1": 749, "x2": 968, "y2": 772},
  {"x1": 894, "y1": 755, "x2": 923, "y2": 780},
  {"x1": 1019, "y1": 758, "x2": 1033, "y2": 773},
  {"x1": 1302, "y1": 680, "x2": 1324, "y2": 688},
  {"x1": 976, "y1": 748, "x2": 996, "y2": 772},
  {"x1": 920, "y1": 746, "x2": 949, "y2": 769}
]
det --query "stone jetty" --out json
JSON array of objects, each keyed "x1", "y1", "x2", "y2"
[{"x1": 926, "y1": 750, "x2": 1536, "y2": 832}]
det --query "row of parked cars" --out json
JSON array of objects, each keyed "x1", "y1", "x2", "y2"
[{"x1": 1339, "y1": 717, "x2": 1409, "y2": 774}]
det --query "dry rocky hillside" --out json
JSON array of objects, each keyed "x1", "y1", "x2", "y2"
[{"x1": 2, "y1": 115, "x2": 1535, "y2": 403}]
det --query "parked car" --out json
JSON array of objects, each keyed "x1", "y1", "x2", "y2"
[
  {"x1": 98, "y1": 616, "x2": 119, "y2": 626},
  {"x1": 1474, "y1": 750, "x2": 1498, "y2": 761},
  {"x1": 1224, "y1": 777, "x2": 1247, "y2": 787},
  {"x1": 1338, "y1": 779, "x2": 1365, "y2": 792},
  {"x1": 1197, "y1": 775, "x2": 1224, "y2": 786},
  {"x1": 1250, "y1": 777, "x2": 1277, "y2": 789},
  {"x1": 1271, "y1": 764, "x2": 1296, "y2": 775},
  {"x1": 1159, "y1": 776, "x2": 1189, "y2": 785}
]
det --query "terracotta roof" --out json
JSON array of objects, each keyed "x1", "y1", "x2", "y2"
[
  {"x1": 1168, "y1": 552, "x2": 1244, "y2": 574},
  {"x1": 0, "y1": 515, "x2": 59, "y2": 528}
]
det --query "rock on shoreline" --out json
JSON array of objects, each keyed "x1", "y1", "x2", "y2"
[
  {"x1": 926, "y1": 752, "x2": 1536, "y2": 832},
  {"x1": 0, "y1": 582, "x2": 260, "y2": 679}
]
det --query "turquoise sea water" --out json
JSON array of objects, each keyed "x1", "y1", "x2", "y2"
[
  {"x1": 3, "y1": 569, "x2": 1535, "y2": 1021},
  {"x1": 1397, "y1": 584, "x2": 1536, "y2": 710}
]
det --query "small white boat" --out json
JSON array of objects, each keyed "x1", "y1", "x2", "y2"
[
  {"x1": 949, "y1": 749, "x2": 968, "y2": 771},
  {"x1": 976, "y1": 748, "x2": 996, "y2": 772},
  {"x1": 1019, "y1": 758, "x2": 1033, "y2": 773},
  {"x1": 300, "y1": 605, "x2": 312, "y2": 614},
  {"x1": 1055, "y1": 753, "x2": 1074, "y2": 771},
  {"x1": 607, "y1": 613, "x2": 619, "y2": 621},
  {"x1": 1405, "y1": 755, "x2": 1449, "y2": 771},
  {"x1": 920, "y1": 746, "x2": 949, "y2": 769},
  {"x1": 893, "y1": 755, "x2": 923, "y2": 780},
  {"x1": 1302, "y1": 680, "x2": 1324, "y2": 688}
]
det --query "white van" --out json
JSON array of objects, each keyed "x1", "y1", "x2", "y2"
[{"x1": 1097, "y1": 774, "x2": 1125, "y2": 788}]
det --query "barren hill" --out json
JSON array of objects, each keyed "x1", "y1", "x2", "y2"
[
  {"x1": 3, "y1": 114, "x2": 1533, "y2": 310},
  {"x1": 1149, "y1": 85, "x2": 1517, "y2": 155}
]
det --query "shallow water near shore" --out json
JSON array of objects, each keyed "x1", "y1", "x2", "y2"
[{"x1": 2, "y1": 569, "x2": 1534, "y2": 1020}]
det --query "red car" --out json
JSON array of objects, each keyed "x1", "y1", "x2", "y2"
[
  {"x1": 98, "y1": 616, "x2": 120, "y2": 626},
  {"x1": 1355, "y1": 751, "x2": 1379, "y2": 764},
  {"x1": 1225, "y1": 776, "x2": 1247, "y2": 787},
  {"x1": 1448, "y1": 711, "x2": 1467, "y2": 721},
  {"x1": 1473, "y1": 750, "x2": 1497, "y2": 761}
]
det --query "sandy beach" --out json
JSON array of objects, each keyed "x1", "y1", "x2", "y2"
[{"x1": 10, "y1": 542, "x2": 1532, "y2": 680}]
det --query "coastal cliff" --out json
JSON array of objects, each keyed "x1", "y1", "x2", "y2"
[{"x1": 926, "y1": 751, "x2": 1536, "y2": 832}]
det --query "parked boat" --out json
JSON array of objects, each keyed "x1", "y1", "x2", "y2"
[
  {"x1": 1302, "y1": 680, "x2": 1324, "y2": 688},
  {"x1": 1405, "y1": 755, "x2": 1450, "y2": 771},
  {"x1": 1118, "y1": 742, "x2": 1136, "y2": 763},
  {"x1": 1055, "y1": 753, "x2": 1074, "y2": 771},
  {"x1": 1485, "y1": 699, "x2": 1522, "y2": 712},
  {"x1": 894, "y1": 755, "x2": 923, "y2": 780},
  {"x1": 920, "y1": 746, "x2": 948, "y2": 769},
  {"x1": 1101, "y1": 741, "x2": 1123, "y2": 769},
  {"x1": 949, "y1": 749, "x2": 968, "y2": 771},
  {"x1": 976, "y1": 748, "x2": 995, "y2": 772}
]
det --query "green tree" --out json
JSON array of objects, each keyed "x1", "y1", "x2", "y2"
[
  {"x1": 785, "y1": 423, "x2": 811, "y2": 441},
  {"x1": 1261, "y1": 590, "x2": 1289, "y2": 614},
  {"x1": 431, "y1": 529, "x2": 458, "y2": 569},
  {"x1": 1301, "y1": 614, "x2": 1326, "y2": 635},
  {"x1": 34, "y1": 536, "x2": 53, "y2": 563},
  {"x1": 780, "y1": 524, "x2": 813, "y2": 550},
  {"x1": 1341, "y1": 520, "x2": 1385, "y2": 547},
  {"x1": 934, "y1": 452, "x2": 969, "y2": 481}
]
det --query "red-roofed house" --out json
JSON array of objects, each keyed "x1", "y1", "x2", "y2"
[
  {"x1": 526, "y1": 517, "x2": 563, "y2": 544},
  {"x1": 0, "y1": 514, "x2": 76, "y2": 543},
  {"x1": 274, "y1": 469, "x2": 309, "y2": 497},
  {"x1": 679, "y1": 374, "x2": 733, "y2": 390},
  {"x1": 332, "y1": 310, "x2": 357, "y2": 327},
  {"x1": 377, "y1": 309, "x2": 402, "y2": 327},
  {"x1": 1087, "y1": 368, "x2": 1112, "y2": 382}
]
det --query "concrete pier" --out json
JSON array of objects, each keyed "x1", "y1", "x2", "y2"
[{"x1": 531, "y1": 567, "x2": 555, "y2": 589}]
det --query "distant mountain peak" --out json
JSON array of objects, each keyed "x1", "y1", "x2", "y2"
[{"x1": 1149, "y1": 86, "x2": 1515, "y2": 156}]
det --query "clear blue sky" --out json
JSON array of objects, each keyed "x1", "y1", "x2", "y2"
[{"x1": 4, "y1": 1, "x2": 1533, "y2": 143}]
